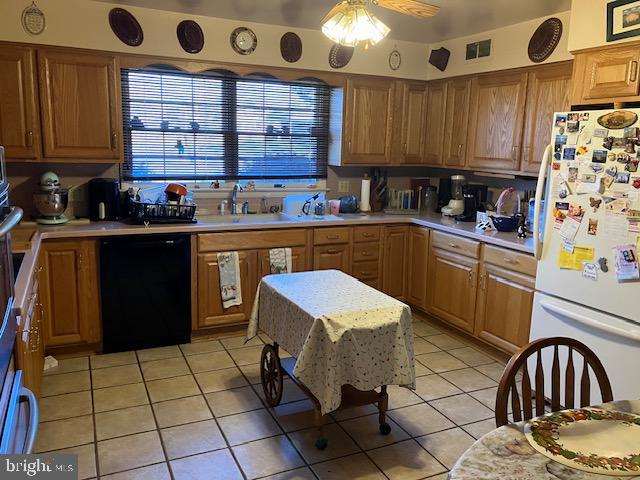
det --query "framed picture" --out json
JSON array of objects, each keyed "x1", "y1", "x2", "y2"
[{"x1": 607, "y1": 0, "x2": 640, "y2": 41}]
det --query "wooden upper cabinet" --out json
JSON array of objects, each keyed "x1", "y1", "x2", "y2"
[
  {"x1": 572, "y1": 44, "x2": 640, "y2": 104},
  {"x1": 466, "y1": 71, "x2": 528, "y2": 171},
  {"x1": 382, "y1": 226, "x2": 409, "y2": 300},
  {"x1": 343, "y1": 77, "x2": 395, "y2": 164},
  {"x1": 38, "y1": 49, "x2": 121, "y2": 160},
  {"x1": 443, "y1": 78, "x2": 471, "y2": 167},
  {"x1": 39, "y1": 239, "x2": 101, "y2": 347},
  {"x1": 397, "y1": 81, "x2": 427, "y2": 164},
  {"x1": 423, "y1": 80, "x2": 448, "y2": 166},
  {"x1": 522, "y1": 62, "x2": 572, "y2": 174},
  {"x1": 0, "y1": 45, "x2": 40, "y2": 160}
]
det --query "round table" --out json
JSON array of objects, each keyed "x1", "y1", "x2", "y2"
[{"x1": 449, "y1": 400, "x2": 640, "y2": 480}]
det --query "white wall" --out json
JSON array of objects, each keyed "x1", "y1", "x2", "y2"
[
  {"x1": 427, "y1": 11, "x2": 573, "y2": 80},
  {"x1": 568, "y1": 0, "x2": 640, "y2": 51},
  {"x1": 0, "y1": 0, "x2": 431, "y2": 80}
]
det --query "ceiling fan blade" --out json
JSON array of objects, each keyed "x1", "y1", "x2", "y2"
[
  {"x1": 374, "y1": 0, "x2": 440, "y2": 18},
  {"x1": 321, "y1": 1, "x2": 348, "y2": 24}
]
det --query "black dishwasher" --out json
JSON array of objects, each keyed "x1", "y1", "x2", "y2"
[{"x1": 100, "y1": 234, "x2": 191, "y2": 353}]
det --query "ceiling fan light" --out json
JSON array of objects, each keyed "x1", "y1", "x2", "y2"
[{"x1": 322, "y1": 2, "x2": 390, "y2": 48}]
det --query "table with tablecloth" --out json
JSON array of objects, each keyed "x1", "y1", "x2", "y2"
[
  {"x1": 246, "y1": 269, "x2": 415, "y2": 415},
  {"x1": 449, "y1": 400, "x2": 640, "y2": 480}
]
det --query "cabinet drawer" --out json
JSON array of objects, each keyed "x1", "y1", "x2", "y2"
[
  {"x1": 351, "y1": 261, "x2": 379, "y2": 281},
  {"x1": 483, "y1": 245, "x2": 536, "y2": 277},
  {"x1": 313, "y1": 227, "x2": 351, "y2": 245},
  {"x1": 431, "y1": 231, "x2": 480, "y2": 259},
  {"x1": 199, "y1": 229, "x2": 306, "y2": 252},
  {"x1": 352, "y1": 242, "x2": 380, "y2": 262},
  {"x1": 353, "y1": 225, "x2": 381, "y2": 243}
]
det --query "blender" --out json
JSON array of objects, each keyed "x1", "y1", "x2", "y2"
[
  {"x1": 441, "y1": 175, "x2": 466, "y2": 216},
  {"x1": 33, "y1": 172, "x2": 69, "y2": 224}
]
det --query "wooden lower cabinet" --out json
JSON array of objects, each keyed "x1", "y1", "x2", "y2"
[
  {"x1": 474, "y1": 263, "x2": 535, "y2": 353},
  {"x1": 15, "y1": 279, "x2": 45, "y2": 398},
  {"x1": 407, "y1": 227, "x2": 429, "y2": 309},
  {"x1": 39, "y1": 239, "x2": 101, "y2": 348},
  {"x1": 313, "y1": 244, "x2": 351, "y2": 273},
  {"x1": 382, "y1": 226, "x2": 409, "y2": 300},
  {"x1": 196, "y1": 250, "x2": 258, "y2": 329},
  {"x1": 258, "y1": 246, "x2": 308, "y2": 277},
  {"x1": 427, "y1": 247, "x2": 479, "y2": 333}
]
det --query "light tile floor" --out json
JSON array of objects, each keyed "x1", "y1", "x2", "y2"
[{"x1": 37, "y1": 314, "x2": 510, "y2": 480}]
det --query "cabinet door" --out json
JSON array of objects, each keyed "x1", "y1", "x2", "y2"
[
  {"x1": 39, "y1": 240, "x2": 101, "y2": 347},
  {"x1": 258, "y1": 246, "x2": 308, "y2": 277},
  {"x1": 522, "y1": 63, "x2": 572, "y2": 174},
  {"x1": 475, "y1": 263, "x2": 534, "y2": 353},
  {"x1": 573, "y1": 45, "x2": 640, "y2": 102},
  {"x1": 382, "y1": 226, "x2": 409, "y2": 300},
  {"x1": 15, "y1": 287, "x2": 44, "y2": 398},
  {"x1": 197, "y1": 251, "x2": 258, "y2": 329},
  {"x1": 443, "y1": 78, "x2": 471, "y2": 167},
  {"x1": 466, "y1": 72, "x2": 528, "y2": 170},
  {"x1": 38, "y1": 49, "x2": 121, "y2": 159},
  {"x1": 427, "y1": 247, "x2": 478, "y2": 333},
  {"x1": 407, "y1": 227, "x2": 429, "y2": 310},
  {"x1": 313, "y1": 244, "x2": 351, "y2": 273},
  {"x1": 343, "y1": 77, "x2": 394, "y2": 164},
  {"x1": 423, "y1": 80, "x2": 448, "y2": 166},
  {"x1": 397, "y1": 81, "x2": 427, "y2": 164},
  {"x1": 0, "y1": 46, "x2": 40, "y2": 160}
]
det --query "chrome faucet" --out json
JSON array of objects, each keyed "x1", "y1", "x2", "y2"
[{"x1": 231, "y1": 183, "x2": 242, "y2": 214}]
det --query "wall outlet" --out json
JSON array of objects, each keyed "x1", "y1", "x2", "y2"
[{"x1": 338, "y1": 181, "x2": 351, "y2": 193}]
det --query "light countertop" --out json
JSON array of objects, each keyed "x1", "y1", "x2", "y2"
[{"x1": 12, "y1": 211, "x2": 534, "y2": 317}]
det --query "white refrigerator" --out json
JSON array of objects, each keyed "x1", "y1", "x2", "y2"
[{"x1": 530, "y1": 108, "x2": 640, "y2": 402}]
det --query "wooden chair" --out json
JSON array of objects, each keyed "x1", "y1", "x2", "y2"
[{"x1": 495, "y1": 337, "x2": 613, "y2": 427}]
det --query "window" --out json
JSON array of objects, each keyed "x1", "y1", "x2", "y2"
[{"x1": 120, "y1": 68, "x2": 330, "y2": 181}]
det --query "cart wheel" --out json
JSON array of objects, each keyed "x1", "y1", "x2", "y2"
[
  {"x1": 315, "y1": 438, "x2": 328, "y2": 450},
  {"x1": 379, "y1": 423, "x2": 391, "y2": 435},
  {"x1": 260, "y1": 344, "x2": 283, "y2": 407}
]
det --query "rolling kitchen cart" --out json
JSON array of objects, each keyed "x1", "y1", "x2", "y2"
[{"x1": 248, "y1": 269, "x2": 416, "y2": 450}]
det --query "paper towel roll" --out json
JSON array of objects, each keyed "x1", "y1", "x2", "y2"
[{"x1": 360, "y1": 175, "x2": 371, "y2": 212}]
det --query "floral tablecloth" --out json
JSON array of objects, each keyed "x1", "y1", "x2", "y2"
[
  {"x1": 246, "y1": 269, "x2": 415, "y2": 414},
  {"x1": 449, "y1": 400, "x2": 640, "y2": 480}
]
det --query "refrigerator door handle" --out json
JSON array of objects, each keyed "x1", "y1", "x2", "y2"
[
  {"x1": 533, "y1": 144, "x2": 551, "y2": 260},
  {"x1": 540, "y1": 300, "x2": 640, "y2": 342}
]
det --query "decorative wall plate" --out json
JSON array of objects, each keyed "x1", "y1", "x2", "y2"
[
  {"x1": 230, "y1": 27, "x2": 257, "y2": 55},
  {"x1": 389, "y1": 50, "x2": 401, "y2": 70},
  {"x1": 109, "y1": 8, "x2": 143, "y2": 47},
  {"x1": 280, "y1": 32, "x2": 302, "y2": 63},
  {"x1": 598, "y1": 110, "x2": 639, "y2": 129},
  {"x1": 328, "y1": 43, "x2": 354, "y2": 69},
  {"x1": 528, "y1": 17, "x2": 562, "y2": 63},
  {"x1": 429, "y1": 47, "x2": 450, "y2": 72},
  {"x1": 177, "y1": 20, "x2": 204, "y2": 54},
  {"x1": 22, "y1": 2, "x2": 45, "y2": 35},
  {"x1": 525, "y1": 408, "x2": 640, "y2": 476}
]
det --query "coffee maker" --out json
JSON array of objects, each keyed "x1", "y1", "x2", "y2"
[
  {"x1": 455, "y1": 185, "x2": 488, "y2": 222},
  {"x1": 89, "y1": 178, "x2": 122, "y2": 221}
]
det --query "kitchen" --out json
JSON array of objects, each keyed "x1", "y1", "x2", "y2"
[{"x1": 0, "y1": 0, "x2": 639, "y2": 479}]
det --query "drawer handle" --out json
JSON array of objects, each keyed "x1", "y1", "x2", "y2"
[
  {"x1": 457, "y1": 144, "x2": 462, "y2": 156},
  {"x1": 360, "y1": 271, "x2": 372, "y2": 276},
  {"x1": 448, "y1": 243, "x2": 459, "y2": 248},
  {"x1": 326, "y1": 249, "x2": 339, "y2": 254},
  {"x1": 360, "y1": 251, "x2": 372, "y2": 256},
  {"x1": 631, "y1": 61, "x2": 638, "y2": 82},
  {"x1": 326, "y1": 235, "x2": 340, "y2": 240},
  {"x1": 504, "y1": 257, "x2": 519, "y2": 264},
  {"x1": 25, "y1": 130, "x2": 34, "y2": 147},
  {"x1": 363, "y1": 233, "x2": 375, "y2": 238}
]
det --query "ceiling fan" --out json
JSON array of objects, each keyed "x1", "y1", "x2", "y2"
[{"x1": 321, "y1": 0, "x2": 440, "y2": 48}]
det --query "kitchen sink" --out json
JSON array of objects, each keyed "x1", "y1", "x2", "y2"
[{"x1": 198, "y1": 213, "x2": 295, "y2": 224}]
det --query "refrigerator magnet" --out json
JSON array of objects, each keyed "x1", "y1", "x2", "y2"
[
  {"x1": 588, "y1": 218, "x2": 599, "y2": 235},
  {"x1": 632, "y1": 177, "x2": 640, "y2": 189},
  {"x1": 582, "y1": 262, "x2": 598, "y2": 281},
  {"x1": 598, "y1": 257, "x2": 609, "y2": 272},
  {"x1": 594, "y1": 128, "x2": 609, "y2": 138},
  {"x1": 612, "y1": 244, "x2": 640, "y2": 282},
  {"x1": 563, "y1": 147, "x2": 576, "y2": 160},
  {"x1": 593, "y1": 151, "x2": 607, "y2": 163}
]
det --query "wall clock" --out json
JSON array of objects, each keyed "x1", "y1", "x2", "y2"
[
  {"x1": 389, "y1": 49, "x2": 401, "y2": 70},
  {"x1": 230, "y1": 27, "x2": 257, "y2": 55},
  {"x1": 22, "y1": 2, "x2": 45, "y2": 35}
]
